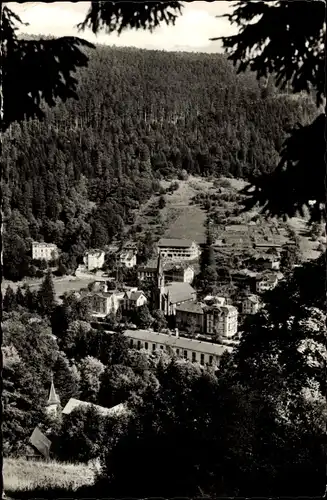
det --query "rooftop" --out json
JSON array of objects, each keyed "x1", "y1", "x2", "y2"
[
  {"x1": 29, "y1": 427, "x2": 51, "y2": 459},
  {"x1": 32, "y1": 242, "x2": 57, "y2": 248},
  {"x1": 176, "y1": 301, "x2": 204, "y2": 314},
  {"x1": 158, "y1": 238, "x2": 196, "y2": 248},
  {"x1": 62, "y1": 398, "x2": 128, "y2": 417},
  {"x1": 124, "y1": 329, "x2": 234, "y2": 356},
  {"x1": 164, "y1": 282, "x2": 196, "y2": 304}
]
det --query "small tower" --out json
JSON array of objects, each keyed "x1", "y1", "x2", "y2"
[
  {"x1": 156, "y1": 252, "x2": 165, "y2": 311},
  {"x1": 46, "y1": 374, "x2": 60, "y2": 418}
]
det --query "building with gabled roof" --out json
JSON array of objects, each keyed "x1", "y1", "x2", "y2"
[
  {"x1": 84, "y1": 250, "x2": 105, "y2": 271},
  {"x1": 123, "y1": 289, "x2": 147, "y2": 311},
  {"x1": 119, "y1": 249, "x2": 137, "y2": 268},
  {"x1": 27, "y1": 427, "x2": 52, "y2": 461},
  {"x1": 62, "y1": 398, "x2": 128, "y2": 418}
]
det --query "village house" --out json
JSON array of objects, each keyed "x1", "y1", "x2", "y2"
[
  {"x1": 157, "y1": 238, "x2": 201, "y2": 261},
  {"x1": 87, "y1": 290, "x2": 123, "y2": 318},
  {"x1": 124, "y1": 328, "x2": 233, "y2": 368},
  {"x1": 119, "y1": 249, "x2": 137, "y2": 268},
  {"x1": 256, "y1": 273, "x2": 279, "y2": 293},
  {"x1": 87, "y1": 283, "x2": 147, "y2": 318},
  {"x1": 122, "y1": 289, "x2": 147, "y2": 312},
  {"x1": 240, "y1": 294, "x2": 260, "y2": 315},
  {"x1": 32, "y1": 242, "x2": 58, "y2": 261},
  {"x1": 83, "y1": 250, "x2": 105, "y2": 271},
  {"x1": 175, "y1": 301, "x2": 204, "y2": 333}
]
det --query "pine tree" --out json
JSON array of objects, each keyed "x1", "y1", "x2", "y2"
[
  {"x1": 15, "y1": 286, "x2": 25, "y2": 308},
  {"x1": 38, "y1": 270, "x2": 56, "y2": 316},
  {"x1": 3, "y1": 285, "x2": 17, "y2": 312}
]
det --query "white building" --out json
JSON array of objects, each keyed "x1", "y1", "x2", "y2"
[
  {"x1": 175, "y1": 301, "x2": 238, "y2": 338},
  {"x1": 87, "y1": 291, "x2": 124, "y2": 318},
  {"x1": 124, "y1": 328, "x2": 233, "y2": 368},
  {"x1": 119, "y1": 250, "x2": 137, "y2": 268},
  {"x1": 256, "y1": 273, "x2": 279, "y2": 293},
  {"x1": 205, "y1": 305, "x2": 238, "y2": 338},
  {"x1": 241, "y1": 294, "x2": 260, "y2": 315},
  {"x1": 123, "y1": 290, "x2": 147, "y2": 311},
  {"x1": 32, "y1": 242, "x2": 58, "y2": 261},
  {"x1": 157, "y1": 238, "x2": 201, "y2": 261},
  {"x1": 84, "y1": 250, "x2": 105, "y2": 271}
]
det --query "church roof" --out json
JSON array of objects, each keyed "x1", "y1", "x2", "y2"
[
  {"x1": 164, "y1": 282, "x2": 196, "y2": 304},
  {"x1": 47, "y1": 380, "x2": 60, "y2": 406}
]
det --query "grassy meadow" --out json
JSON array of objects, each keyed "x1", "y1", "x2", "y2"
[{"x1": 3, "y1": 458, "x2": 97, "y2": 498}]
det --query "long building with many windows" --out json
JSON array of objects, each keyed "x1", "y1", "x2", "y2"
[{"x1": 124, "y1": 329, "x2": 233, "y2": 368}]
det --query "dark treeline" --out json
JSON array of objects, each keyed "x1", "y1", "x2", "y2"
[{"x1": 2, "y1": 46, "x2": 317, "y2": 280}]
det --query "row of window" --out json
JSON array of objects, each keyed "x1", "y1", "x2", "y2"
[{"x1": 129, "y1": 338, "x2": 215, "y2": 365}]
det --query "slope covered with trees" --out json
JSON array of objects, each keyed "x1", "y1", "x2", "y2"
[{"x1": 1, "y1": 45, "x2": 317, "y2": 281}]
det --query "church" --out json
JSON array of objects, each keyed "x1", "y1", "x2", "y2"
[{"x1": 153, "y1": 252, "x2": 197, "y2": 316}]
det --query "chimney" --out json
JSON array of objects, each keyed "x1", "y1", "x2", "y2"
[{"x1": 175, "y1": 328, "x2": 179, "y2": 338}]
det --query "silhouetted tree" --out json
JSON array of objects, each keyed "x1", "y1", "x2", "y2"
[{"x1": 216, "y1": 0, "x2": 325, "y2": 221}]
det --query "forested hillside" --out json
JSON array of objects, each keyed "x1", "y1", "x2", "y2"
[{"x1": 2, "y1": 46, "x2": 317, "y2": 280}]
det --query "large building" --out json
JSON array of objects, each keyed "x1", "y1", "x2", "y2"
[
  {"x1": 138, "y1": 258, "x2": 194, "y2": 284},
  {"x1": 32, "y1": 242, "x2": 58, "y2": 261},
  {"x1": 175, "y1": 299, "x2": 238, "y2": 338},
  {"x1": 157, "y1": 238, "x2": 201, "y2": 261},
  {"x1": 124, "y1": 329, "x2": 233, "y2": 368},
  {"x1": 84, "y1": 250, "x2": 105, "y2": 271}
]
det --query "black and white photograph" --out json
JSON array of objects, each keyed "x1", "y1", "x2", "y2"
[{"x1": 1, "y1": 1, "x2": 326, "y2": 498}]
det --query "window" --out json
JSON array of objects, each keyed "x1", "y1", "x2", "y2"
[
  {"x1": 209, "y1": 355, "x2": 213, "y2": 365},
  {"x1": 152, "y1": 343, "x2": 156, "y2": 351},
  {"x1": 137, "y1": 340, "x2": 141, "y2": 350},
  {"x1": 176, "y1": 348, "x2": 180, "y2": 356},
  {"x1": 192, "y1": 352, "x2": 196, "y2": 362},
  {"x1": 160, "y1": 345, "x2": 164, "y2": 350},
  {"x1": 130, "y1": 339, "x2": 133, "y2": 348},
  {"x1": 183, "y1": 350, "x2": 188, "y2": 359},
  {"x1": 145, "y1": 342, "x2": 148, "y2": 350},
  {"x1": 200, "y1": 353, "x2": 205, "y2": 365}
]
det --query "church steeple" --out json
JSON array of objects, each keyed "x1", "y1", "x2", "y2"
[
  {"x1": 46, "y1": 374, "x2": 60, "y2": 417},
  {"x1": 156, "y1": 252, "x2": 165, "y2": 310}
]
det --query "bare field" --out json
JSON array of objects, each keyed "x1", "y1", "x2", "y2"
[
  {"x1": 3, "y1": 458, "x2": 96, "y2": 496},
  {"x1": 160, "y1": 176, "x2": 212, "y2": 243}
]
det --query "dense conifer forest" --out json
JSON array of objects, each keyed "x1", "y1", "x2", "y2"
[{"x1": 2, "y1": 46, "x2": 318, "y2": 280}]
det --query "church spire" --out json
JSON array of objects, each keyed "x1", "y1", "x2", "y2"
[{"x1": 47, "y1": 373, "x2": 60, "y2": 407}]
